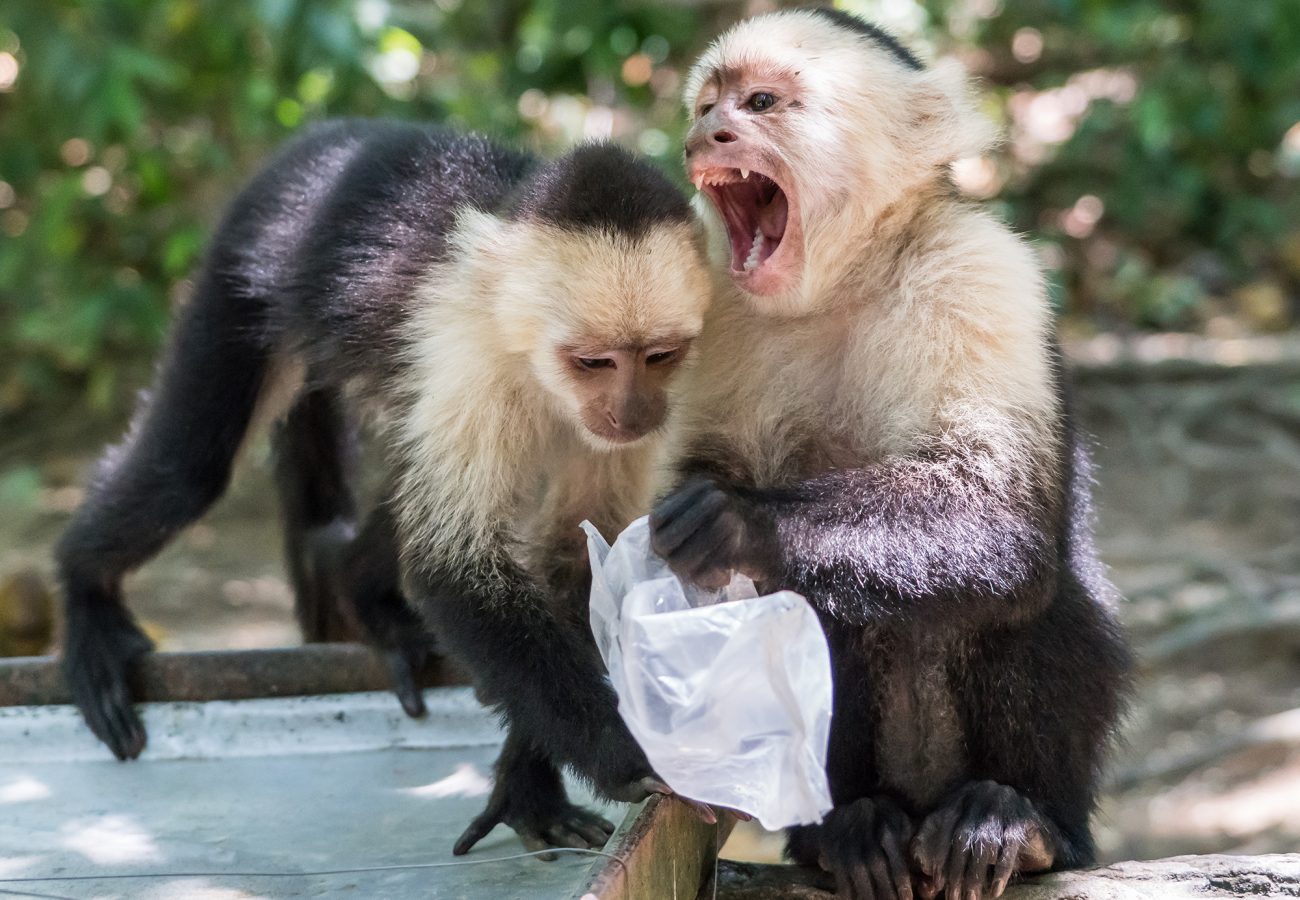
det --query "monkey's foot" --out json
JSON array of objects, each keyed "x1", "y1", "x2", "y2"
[
  {"x1": 63, "y1": 599, "x2": 153, "y2": 761},
  {"x1": 453, "y1": 789, "x2": 616, "y2": 860},
  {"x1": 911, "y1": 780, "x2": 1055, "y2": 900},
  {"x1": 815, "y1": 795, "x2": 916, "y2": 900}
]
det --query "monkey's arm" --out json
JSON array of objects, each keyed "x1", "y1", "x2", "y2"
[
  {"x1": 652, "y1": 445, "x2": 1059, "y2": 629},
  {"x1": 409, "y1": 557, "x2": 661, "y2": 800}
]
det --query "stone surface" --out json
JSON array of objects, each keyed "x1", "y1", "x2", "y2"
[{"x1": 704, "y1": 856, "x2": 1300, "y2": 899}]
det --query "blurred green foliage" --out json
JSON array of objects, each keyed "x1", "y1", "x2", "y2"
[{"x1": 0, "y1": 0, "x2": 1298, "y2": 425}]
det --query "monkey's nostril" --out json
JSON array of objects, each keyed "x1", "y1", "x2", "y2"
[{"x1": 713, "y1": 130, "x2": 737, "y2": 144}]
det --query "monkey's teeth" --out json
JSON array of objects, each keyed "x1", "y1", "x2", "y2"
[
  {"x1": 744, "y1": 227, "x2": 762, "y2": 271},
  {"x1": 740, "y1": 168, "x2": 750, "y2": 180},
  {"x1": 693, "y1": 174, "x2": 704, "y2": 191}
]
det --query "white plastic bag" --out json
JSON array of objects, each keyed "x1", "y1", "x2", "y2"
[{"x1": 583, "y1": 516, "x2": 834, "y2": 830}]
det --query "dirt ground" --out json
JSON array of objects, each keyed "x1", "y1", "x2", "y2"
[{"x1": 2, "y1": 338, "x2": 1298, "y2": 864}]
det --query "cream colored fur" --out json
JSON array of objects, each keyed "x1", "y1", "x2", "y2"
[
  {"x1": 673, "y1": 11, "x2": 1058, "y2": 492},
  {"x1": 394, "y1": 211, "x2": 711, "y2": 579}
]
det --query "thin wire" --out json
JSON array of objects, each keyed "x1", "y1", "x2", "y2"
[
  {"x1": 0, "y1": 847, "x2": 626, "y2": 885},
  {"x1": 0, "y1": 888, "x2": 78, "y2": 900}
]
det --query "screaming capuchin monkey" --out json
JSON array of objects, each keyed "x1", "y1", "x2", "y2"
[
  {"x1": 650, "y1": 10, "x2": 1130, "y2": 900},
  {"x1": 57, "y1": 121, "x2": 716, "y2": 855}
]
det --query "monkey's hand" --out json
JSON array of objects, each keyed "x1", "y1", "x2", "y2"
[
  {"x1": 454, "y1": 731, "x2": 617, "y2": 859},
  {"x1": 649, "y1": 478, "x2": 776, "y2": 589},
  {"x1": 817, "y1": 796, "x2": 916, "y2": 900},
  {"x1": 565, "y1": 717, "x2": 718, "y2": 825},
  {"x1": 62, "y1": 598, "x2": 152, "y2": 761},
  {"x1": 911, "y1": 781, "x2": 1056, "y2": 900}
]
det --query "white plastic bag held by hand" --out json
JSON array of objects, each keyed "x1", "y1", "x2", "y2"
[{"x1": 583, "y1": 516, "x2": 833, "y2": 830}]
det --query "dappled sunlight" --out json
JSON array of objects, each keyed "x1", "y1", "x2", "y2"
[
  {"x1": 402, "y1": 762, "x2": 492, "y2": 799},
  {"x1": 61, "y1": 814, "x2": 162, "y2": 865},
  {"x1": 142, "y1": 880, "x2": 269, "y2": 900},
  {"x1": 0, "y1": 856, "x2": 43, "y2": 878},
  {"x1": 0, "y1": 775, "x2": 50, "y2": 804}
]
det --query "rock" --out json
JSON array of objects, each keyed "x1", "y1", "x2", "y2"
[{"x1": 704, "y1": 854, "x2": 1300, "y2": 899}]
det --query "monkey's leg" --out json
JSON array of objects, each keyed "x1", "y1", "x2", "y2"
[
  {"x1": 272, "y1": 388, "x2": 360, "y2": 643},
  {"x1": 414, "y1": 567, "x2": 665, "y2": 803},
  {"x1": 56, "y1": 274, "x2": 270, "y2": 760},
  {"x1": 911, "y1": 780, "x2": 1055, "y2": 900},
  {"x1": 786, "y1": 644, "x2": 916, "y2": 900},
  {"x1": 337, "y1": 502, "x2": 435, "y2": 718},
  {"x1": 273, "y1": 398, "x2": 433, "y2": 717},
  {"x1": 912, "y1": 595, "x2": 1124, "y2": 900},
  {"x1": 453, "y1": 726, "x2": 617, "y2": 858}
]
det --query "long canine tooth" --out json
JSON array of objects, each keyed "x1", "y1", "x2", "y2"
[
  {"x1": 693, "y1": 174, "x2": 704, "y2": 190},
  {"x1": 740, "y1": 168, "x2": 750, "y2": 179}
]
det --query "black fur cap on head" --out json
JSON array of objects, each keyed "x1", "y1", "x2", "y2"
[
  {"x1": 508, "y1": 142, "x2": 693, "y2": 239},
  {"x1": 810, "y1": 7, "x2": 924, "y2": 71}
]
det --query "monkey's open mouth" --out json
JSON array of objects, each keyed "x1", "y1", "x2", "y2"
[{"x1": 694, "y1": 168, "x2": 789, "y2": 278}]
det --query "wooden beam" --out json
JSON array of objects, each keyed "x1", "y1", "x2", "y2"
[{"x1": 0, "y1": 643, "x2": 466, "y2": 706}]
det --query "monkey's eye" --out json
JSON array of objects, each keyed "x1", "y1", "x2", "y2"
[
  {"x1": 746, "y1": 92, "x2": 777, "y2": 112},
  {"x1": 698, "y1": 102, "x2": 715, "y2": 117},
  {"x1": 646, "y1": 349, "x2": 679, "y2": 366},
  {"x1": 577, "y1": 357, "x2": 615, "y2": 370}
]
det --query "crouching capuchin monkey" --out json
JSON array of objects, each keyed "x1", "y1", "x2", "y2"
[
  {"x1": 650, "y1": 10, "x2": 1131, "y2": 900},
  {"x1": 57, "y1": 119, "x2": 715, "y2": 855}
]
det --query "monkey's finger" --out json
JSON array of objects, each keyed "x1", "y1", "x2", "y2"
[
  {"x1": 677, "y1": 525, "x2": 738, "y2": 583},
  {"x1": 833, "y1": 866, "x2": 853, "y2": 899},
  {"x1": 650, "y1": 488, "x2": 726, "y2": 557},
  {"x1": 640, "y1": 776, "x2": 674, "y2": 796},
  {"x1": 867, "y1": 851, "x2": 895, "y2": 900},
  {"x1": 912, "y1": 804, "x2": 959, "y2": 882},
  {"x1": 916, "y1": 877, "x2": 942, "y2": 900},
  {"x1": 990, "y1": 842, "x2": 1016, "y2": 898},
  {"x1": 944, "y1": 847, "x2": 967, "y2": 900},
  {"x1": 101, "y1": 682, "x2": 146, "y2": 760},
  {"x1": 572, "y1": 811, "x2": 617, "y2": 834},
  {"x1": 518, "y1": 829, "x2": 557, "y2": 861},
  {"x1": 881, "y1": 828, "x2": 914, "y2": 900},
  {"x1": 678, "y1": 796, "x2": 717, "y2": 824},
  {"x1": 452, "y1": 808, "x2": 504, "y2": 856},
  {"x1": 850, "y1": 861, "x2": 876, "y2": 900},
  {"x1": 384, "y1": 649, "x2": 428, "y2": 718},
  {"x1": 542, "y1": 825, "x2": 589, "y2": 850},
  {"x1": 566, "y1": 816, "x2": 615, "y2": 846},
  {"x1": 649, "y1": 480, "x2": 719, "y2": 538},
  {"x1": 964, "y1": 837, "x2": 996, "y2": 900}
]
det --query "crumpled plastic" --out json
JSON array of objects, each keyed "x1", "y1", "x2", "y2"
[{"x1": 583, "y1": 515, "x2": 834, "y2": 830}]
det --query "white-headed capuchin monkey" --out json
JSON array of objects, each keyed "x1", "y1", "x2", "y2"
[
  {"x1": 649, "y1": 10, "x2": 1130, "y2": 900},
  {"x1": 57, "y1": 120, "x2": 714, "y2": 853}
]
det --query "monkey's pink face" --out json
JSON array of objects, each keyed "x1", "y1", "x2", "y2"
[{"x1": 685, "y1": 71, "x2": 804, "y2": 298}]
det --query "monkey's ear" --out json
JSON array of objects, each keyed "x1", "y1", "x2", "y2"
[{"x1": 910, "y1": 60, "x2": 999, "y2": 165}]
